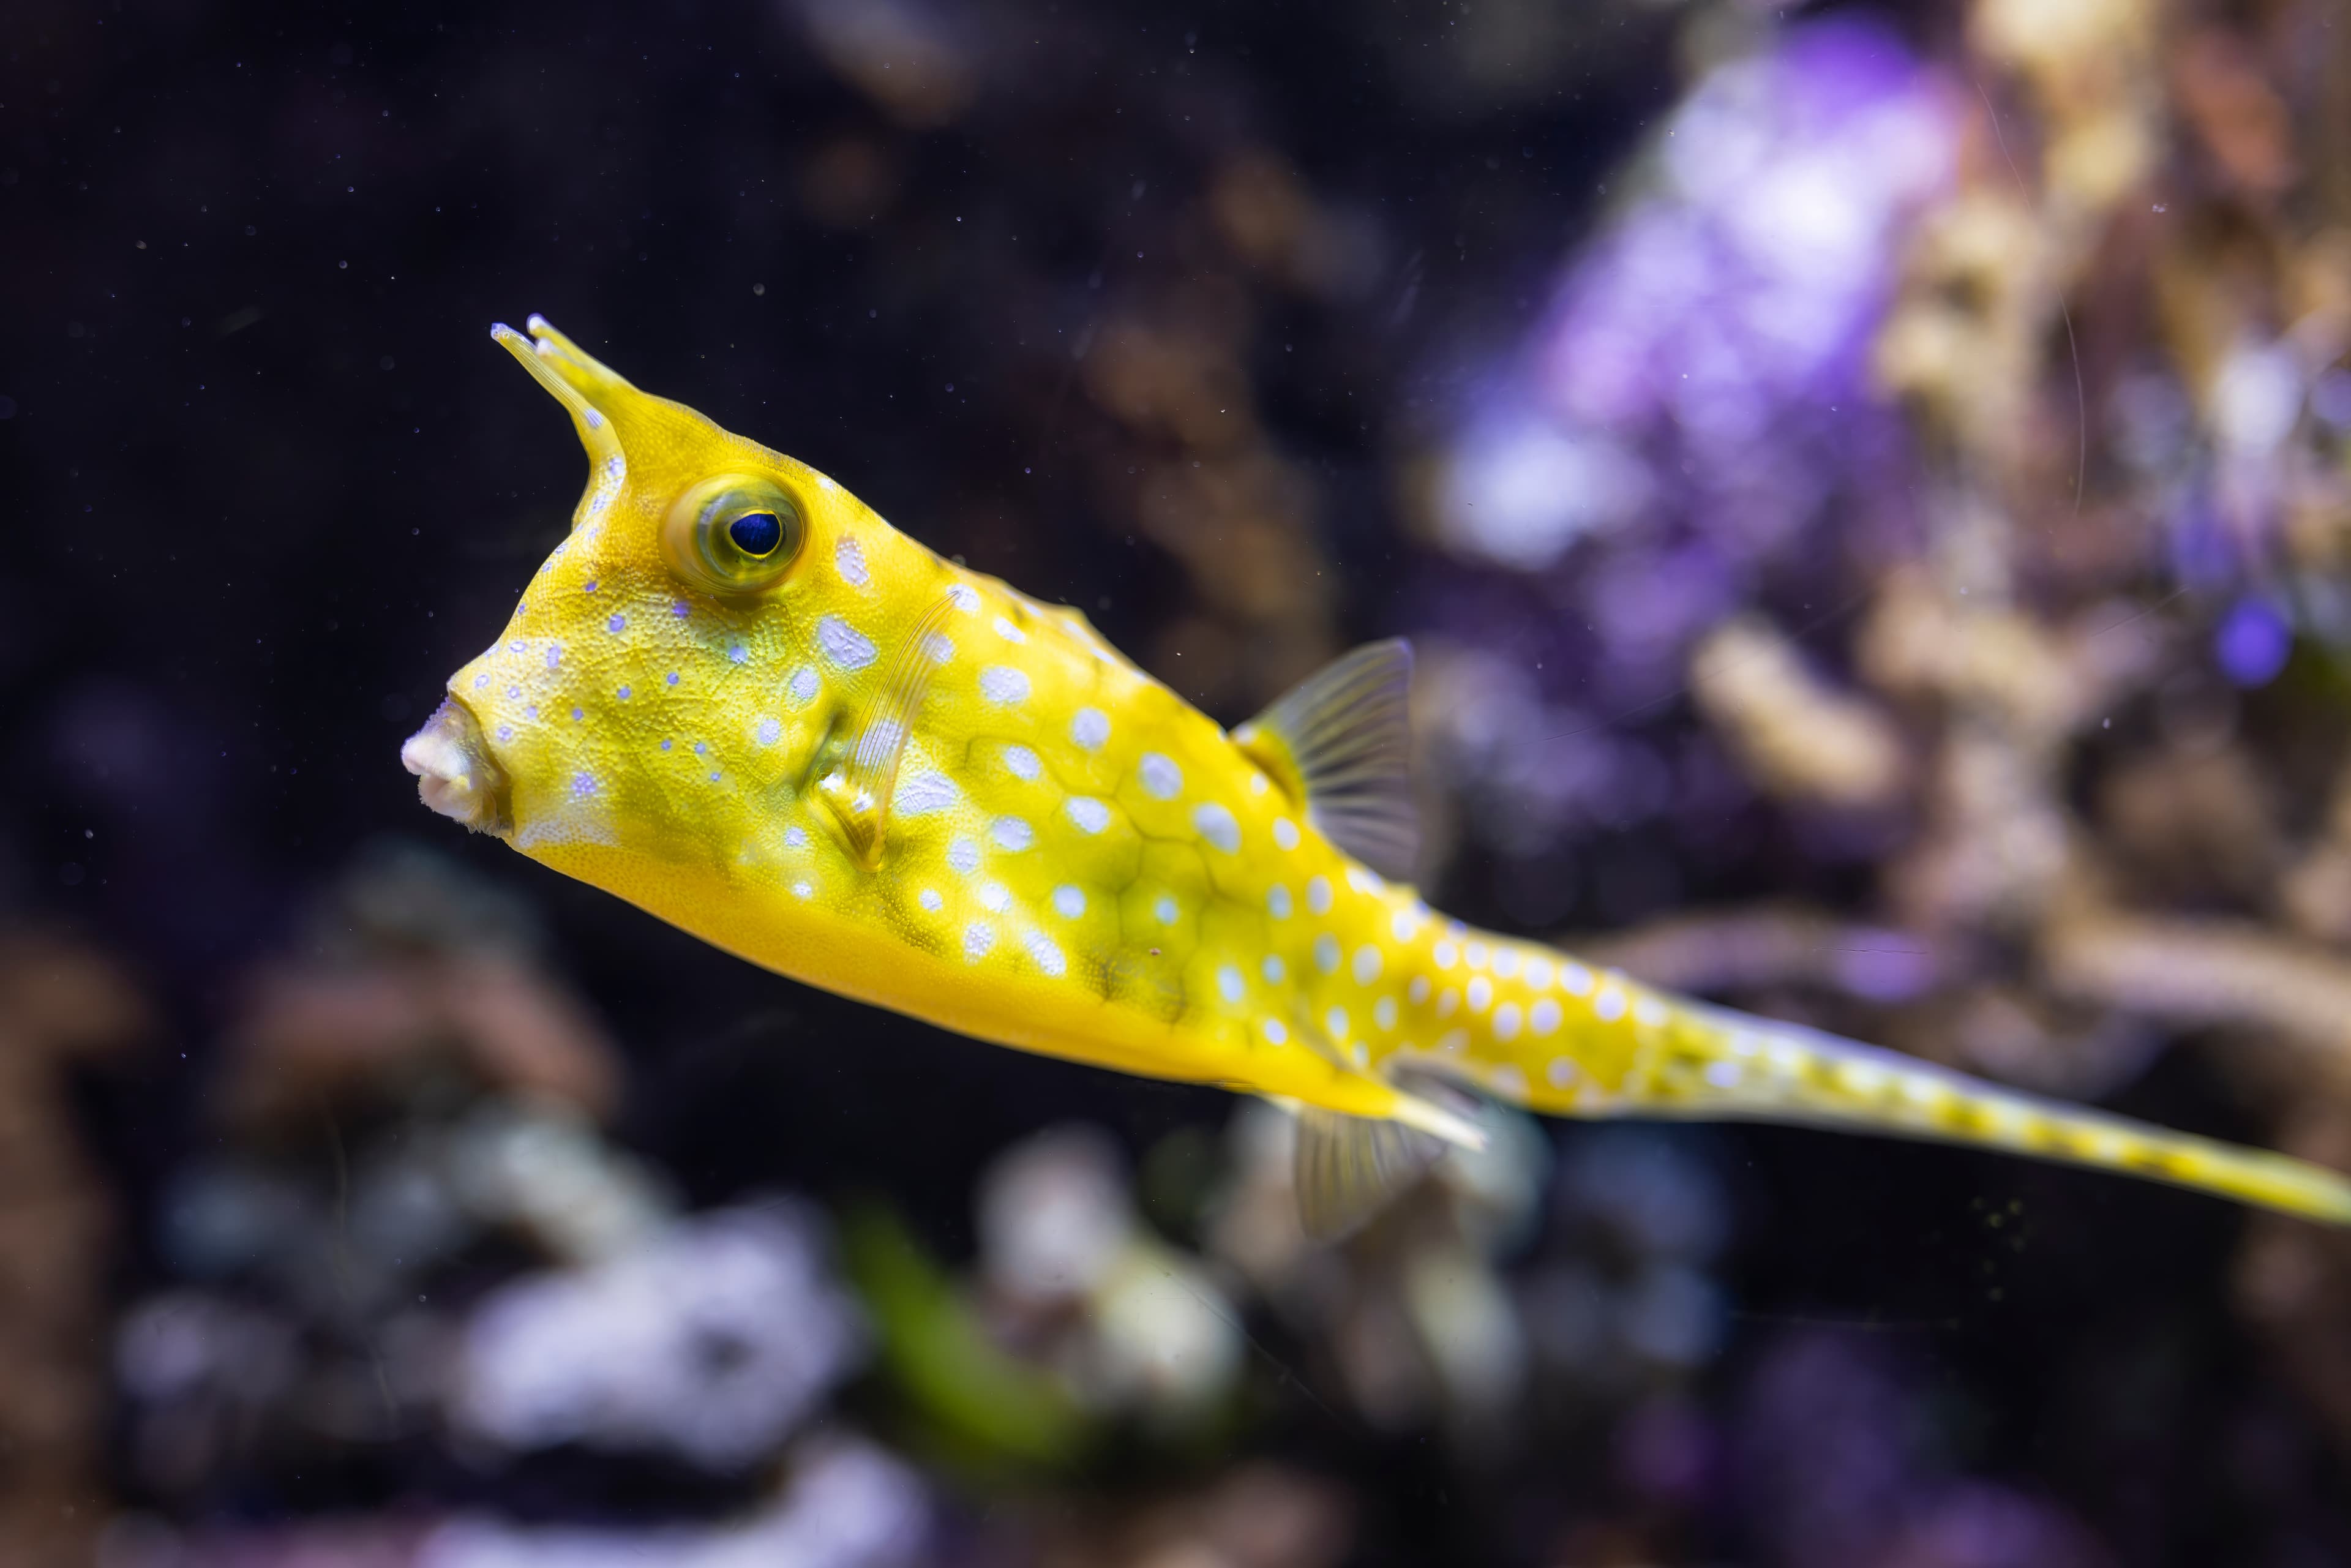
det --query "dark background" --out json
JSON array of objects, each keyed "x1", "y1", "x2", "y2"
[{"x1": 7, "y1": 2, "x2": 2351, "y2": 1565}]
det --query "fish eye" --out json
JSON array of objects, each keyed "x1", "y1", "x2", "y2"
[
  {"x1": 729, "y1": 510, "x2": 784, "y2": 557},
  {"x1": 662, "y1": 475, "x2": 806, "y2": 596}
]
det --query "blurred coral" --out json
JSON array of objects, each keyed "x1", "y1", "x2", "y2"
[
  {"x1": 972, "y1": 1125, "x2": 1243, "y2": 1427},
  {"x1": 449, "y1": 1202, "x2": 864, "y2": 1468},
  {"x1": 1690, "y1": 616, "x2": 1910, "y2": 812},
  {"x1": 0, "y1": 933, "x2": 151, "y2": 1567},
  {"x1": 217, "y1": 842, "x2": 621, "y2": 1131},
  {"x1": 1026, "y1": 1461, "x2": 1353, "y2": 1568}
]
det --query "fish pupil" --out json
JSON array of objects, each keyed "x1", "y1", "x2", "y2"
[{"x1": 729, "y1": 511, "x2": 784, "y2": 557}]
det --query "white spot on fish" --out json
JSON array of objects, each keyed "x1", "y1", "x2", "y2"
[
  {"x1": 1218, "y1": 966, "x2": 1244, "y2": 1003},
  {"x1": 980, "y1": 666, "x2": 1030, "y2": 704},
  {"x1": 819, "y1": 616, "x2": 876, "y2": 670},
  {"x1": 1634, "y1": 996, "x2": 1669, "y2": 1028},
  {"x1": 947, "y1": 583, "x2": 980, "y2": 612},
  {"x1": 1327, "y1": 1007, "x2": 1349, "y2": 1040},
  {"x1": 924, "y1": 633, "x2": 953, "y2": 664},
  {"x1": 793, "y1": 880, "x2": 814, "y2": 899},
  {"x1": 1272, "y1": 818, "x2": 1300, "y2": 851},
  {"x1": 1464, "y1": 941, "x2": 1490, "y2": 970},
  {"x1": 948, "y1": 838, "x2": 980, "y2": 874},
  {"x1": 834, "y1": 535, "x2": 869, "y2": 587},
  {"x1": 1066, "y1": 797, "x2": 1111, "y2": 834},
  {"x1": 1193, "y1": 802, "x2": 1239, "y2": 853},
  {"x1": 1003, "y1": 745, "x2": 1041, "y2": 781},
  {"x1": 1526, "y1": 956, "x2": 1555, "y2": 989},
  {"x1": 993, "y1": 616, "x2": 1026, "y2": 643},
  {"x1": 965, "y1": 923, "x2": 995, "y2": 959},
  {"x1": 898, "y1": 772, "x2": 958, "y2": 815},
  {"x1": 790, "y1": 666, "x2": 822, "y2": 702},
  {"x1": 1267, "y1": 886, "x2": 1293, "y2": 918},
  {"x1": 1352, "y1": 946, "x2": 1382, "y2": 985},
  {"x1": 1466, "y1": 977, "x2": 1493, "y2": 1012},
  {"x1": 1839, "y1": 1062, "x2": 1886, "y2": 1095},
  {"x1": 1547, "y1": 1057, "x2": 1577, "y2": 1088},
  {"x1": 1390, "y1": 909, "x2": 1418, "y2": 942},
  {"x1": 978, "y1": 882, "x2": 1011, "y2": 913},
  {"x1": 1490, "y1": 1065, "x2": 1527, "y2": 1101},
  {"x1": 1153, "y1": 894, "x2": 1179, "y2": 925},
  {"x1": 756, "y1": 717, "x2": 781, "y2": 746},
  {"x1": 1139, "y1": 752, "x2": 1182, "y2": 800},
  {"x1": 784, "y1": 826, "x2": 809, "y2": 849},
  {"x1": 1262, "y1": 955, "x2": 1286, "y2": 983},
  {"x1": 1026, "y1": 932, "x2": 1067, "y2": 977},
  {"x1": 1262, "y1": 1019, "x2": 1288, "y2": 1045},
  {"x1": 1531, "y1": 999, "x2": 1562, "y2": 1035},
  {"x1": 1071, "y1": 707, "x2": 1110, "y2": 750},
  {"x1": 607, "y1": 613, "x2": 627, "y2": 634},
  {"x1": 729, "y1": 643, "x2": 749, "y2": 665},
  {"x1": 919, "y1": 888, "x2": 943, "y2": 912},
  {"x1": 1493, "y1": 950, "x2": 1521, "y2": 979},
  {"x1": 1705, "y1": 1060, "x2": 1742, "y2": 1088},
  {"x1": 1438, "y1": 1027, "x2": 1468, "y2": 1054},
  {"x1": 1594, "y1": 985, "x2": 1627, "y2": 1022},
  {"x1": 1493, "y1": 1002, "x2": 1522, "y2": 1041},
  {"x1": 1374, "y1": 997, "x2": 1397, "y2": 1030},
  {"x1": 1314, "y1": 934, "x2": 1341, "y2": 973},
  {"x1": 991, "y1": 816, "x2": 1035, "y2": 851},
  {"x1": 1561, "y1": 962, "x2": 1595, "y2": 996},
  {"x1": 1052, "y1": 885, "x2": 1086, "y2": 918},
  {"x1": 1408, "y1": 976, "x2": 1431, "y2": 1005},
  {"x1": 1306, "y1": 876, "x2": 1333, "y2": 915},
  {"x1": 572, "y1": 772, "x2": 596, "y2": 797}
]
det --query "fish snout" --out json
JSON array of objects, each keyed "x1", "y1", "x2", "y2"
[{"x1": 402, "y1": 696, "x2": 513, "y2": 835}]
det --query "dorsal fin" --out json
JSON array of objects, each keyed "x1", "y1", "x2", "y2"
[
  {"x1": 1234, "y1": 639, "x2": 1419, "y2": 881},
  {"x1": 814, "y1": 593, "x2": 958, "y2": 868}
]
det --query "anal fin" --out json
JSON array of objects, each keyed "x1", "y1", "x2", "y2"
[
  {"x1": 815, "y1": 593, "x2": 958, "y2": 868},
  {"x1": 1288, "y1": 1060, "x2": 1488, "y2": 1241},
  {"x1": 1294, "y1": 1108, "x2": 1445, "y2": 1241}
]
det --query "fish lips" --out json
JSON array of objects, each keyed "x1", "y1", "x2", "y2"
[{"x1": 401, "y1": 695, "x2": 514, "y2": 836}]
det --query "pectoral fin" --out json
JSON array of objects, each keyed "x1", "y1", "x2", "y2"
[
  {"x1": 815, "y1": 593, "x2": 958, "y2": 868},
  {"x1": 1235, "y1": 639, "x2": 1419, "y2": 880}
]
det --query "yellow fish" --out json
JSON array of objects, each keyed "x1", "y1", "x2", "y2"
[{"x1": 403, "y1": 316, "x2": 2351, "y2": 1236}]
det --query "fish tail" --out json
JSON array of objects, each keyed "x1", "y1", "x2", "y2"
[{"x1": 1602, "y1": 998, "x2": 2351, "y2": 1226}]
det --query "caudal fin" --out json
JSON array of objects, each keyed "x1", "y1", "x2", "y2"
[{"x1": 1619, "y1": 1000, "x2": 2351, "y2": 1226}]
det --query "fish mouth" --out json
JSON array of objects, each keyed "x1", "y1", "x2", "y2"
[{"x1": 402, "y1": 696, "x2": 513, "y2": 836}]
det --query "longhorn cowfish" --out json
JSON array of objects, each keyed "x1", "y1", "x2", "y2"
[{"x1": 402, "y1": 316, "x2": 2351, "y2": 1236}]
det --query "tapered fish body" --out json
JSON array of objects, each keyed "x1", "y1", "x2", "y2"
[{"x1": 404, "y1": 318, "x2": 2351, "y2": 1232}]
